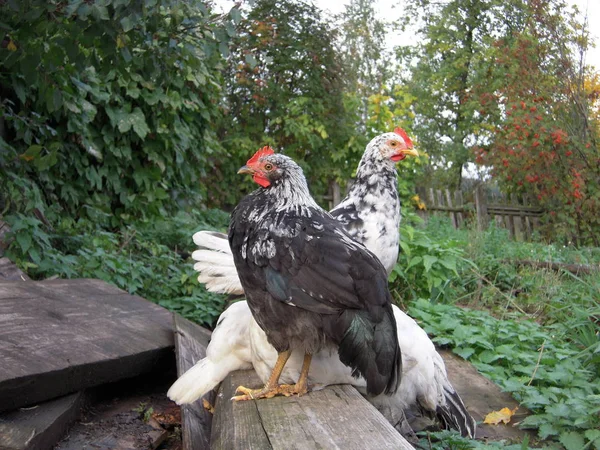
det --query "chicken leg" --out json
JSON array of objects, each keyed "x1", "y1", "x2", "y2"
[{"x1": 232, "y1": 351, "x2": 312, "y2": 401}]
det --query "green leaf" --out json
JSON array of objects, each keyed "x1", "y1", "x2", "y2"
[
  {"x1": 422, "y1": 255, "x2": 438, "y2": 272},
  {"x1": 21, "y1": 145, "x2": 43, "y2": 161},
  {"x1": 586, "y1": 429, "x2": 600, "y2": 444},
  {"x1": 454, "y1": 346, "x2": 475, "y2": 359},
  {"x1": 130, "y1": 108, "x2": 150, "y2": 138},
  {"x1": 244, "y1": 54, "x2": 257, "y2": 68},
  {"x1": 92, "y1": 4, "x2": 110, "y2": 20},
  {"x1": 406, "y1": 256, "x2": 422, "y2": 270},
  {"x1": 559, "y1": 431, "x2": 586, "y2": 450},
  {"x1": 120, "y1": 16, "x2": 134, "y2": 32},
  {"x1": 16, "y1": 232, "x2": 32, "y2": 254},
  {"x1": 538, "y1": 422, "x2": 560, "y2": 439}
]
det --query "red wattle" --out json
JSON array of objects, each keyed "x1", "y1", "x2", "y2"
[
  {"x1": 253, "y1": 173, "x2": 271, "y2": 188},
  {"x1": 391, "y1": 154, "x2": 406, "y2": 162}
]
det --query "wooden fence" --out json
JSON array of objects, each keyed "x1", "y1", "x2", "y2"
[
  {"x1": 324, "y1": 180, "x2": 545, "y2": 241},
  {"x1": 415, "y1": 185, "x2": 544, "y2": 241}
]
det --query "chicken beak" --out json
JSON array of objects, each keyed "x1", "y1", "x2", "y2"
[
  {"x1": 238, "y1": 165, "x2": 255, "y2": 175},
  {"x1": 401, "y1": 148, "x2": 419, "y2": 157}
]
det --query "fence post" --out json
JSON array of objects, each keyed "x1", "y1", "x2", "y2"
[
  {"x1": 330, "y1": 180, "x2": 341, "y2": 208},
  {"x1": 474, "y1": 184, "x2": 489, "y2": 231},
  {"x1": 454, "y1": 190, "x2": 464, "y2": 227},
  {"x1": 445, "y1": 189, "x2": 458, "y2": 228}
]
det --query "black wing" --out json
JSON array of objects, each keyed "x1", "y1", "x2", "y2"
[{"x1": 242, "y1": 210, "x2": 390, "y2": 316}]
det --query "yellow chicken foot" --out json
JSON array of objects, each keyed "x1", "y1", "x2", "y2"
[{"x1": 232, "y1": 352, "x2": 313, "y2": 401}]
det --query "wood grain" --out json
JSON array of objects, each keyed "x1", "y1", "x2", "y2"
[
  {"x1": 0, "y1": 391, "x2": 85, "y2": 450},
  {"x1": 0, "y1": 279, "x2": 174, "y2": 412},
  {"x1": 211, "y1": 370, "x2": 414, "y2": 450},
  {"x1": 172, "y1": 314, "x2": 213, "y2": 450}
]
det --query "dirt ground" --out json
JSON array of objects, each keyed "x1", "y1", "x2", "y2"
[{"x1": 55, "y1": 371, "x2": 183, "y2": 450}]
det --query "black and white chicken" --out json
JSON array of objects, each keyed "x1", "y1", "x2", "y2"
[
  {"x1": 191, "y1": 128, "x2": 417, "y2": 294},
  {"x1": 226, "y1": 147, "x2": 402, "y2": 399}
]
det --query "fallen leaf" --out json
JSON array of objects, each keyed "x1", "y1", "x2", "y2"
[
  {"x1": 484, "y1": 406, "x2": 518, "y2": 425},
  {"x1": 203, "y1": 398, "x2": 215, "y2": 414}
]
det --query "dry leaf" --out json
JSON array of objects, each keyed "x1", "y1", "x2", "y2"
[
  {"x1": 203, "y1": 398, "x2": 215, "y2": 414},
  {"x1": 483, "y1": 406, "x2": 518, "y2": 425}
]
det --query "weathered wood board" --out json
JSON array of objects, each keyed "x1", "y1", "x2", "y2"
[
  {"x1": 172, "y1": 314, "x2": 213, "y2": 450},
  {"x1": 211, "y1": 370, "x2": 415, "y2": 450},
  {"x1": 0, "y1": 258, "x2": 30, "y2": 281},
  {"x1": 0, "y1": 391, "x2": 85, "y2": 450},
  {"x1": 0, "y1": 279, "x2": 174, "y2": 412},
  {"x1": 440, "y1": 350, "x2": 536, "y2": 442}
]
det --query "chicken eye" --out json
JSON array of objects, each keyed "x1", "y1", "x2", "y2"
[
  {"x1": 264, "y1": 163, "x2": 274, "y2": 171},
  {"x1": 390, "y1": 141, "x2": 398, "y2": 147}
]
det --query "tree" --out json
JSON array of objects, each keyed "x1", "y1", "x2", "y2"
[
  {"x1": 473, "y1": 1, "x2": 599, "y2": 245},
  {"x1": 0, "y1": 0, "x2": 234, "y2": 225},
  {"x1": 338, "y1": 0, "x2": 392, "y2": 135},
  {"x1": 398, "y1": 0, "x2": 502, "y2": 189},
  {"x1": 213, "y1": 0, "x2": 358, "y2": 205}
]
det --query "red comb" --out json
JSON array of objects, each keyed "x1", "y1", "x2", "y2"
[
  {"x1": 247, "y1": 146, "x2": 275, "y2": 165},
  {"x1": 394, "y1": 127, "x2": 413, "y2": 148}
]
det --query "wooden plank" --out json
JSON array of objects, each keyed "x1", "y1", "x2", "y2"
[
  {"x1": 0, "y1": 392, "x2": 85, "y2": 450},
  {"x1": 445, "y1": 189, "x2": 458, "y2": 228},
  {"x1": 510, "y1": 194, "x2": 521, "y2": 240},
  {"x1": 173, "y1": 314, "x2": 213, "y2": 450},
  {"x1": 211, "y1": 370, "x2": 414, "y2": 450},
  {"x1": 0, "y1": 279, "x2": 174, "y2": 412},
  {"x1": 453, "y1": 190, "x2": 464, "y2": 227},
  {"x1": 0, "y1": 258, "x2": 30, "y2": 281},
  {"x1": 474, "y1": 185, "x2": 489, "y2": 231}
]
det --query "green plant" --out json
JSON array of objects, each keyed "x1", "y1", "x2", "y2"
[
  {"x1": 409, "y1": 299, "x2": 600, "y2": 449},
  {"x1": 389, "y1": 214, "x2": 472, "y2": 303}
]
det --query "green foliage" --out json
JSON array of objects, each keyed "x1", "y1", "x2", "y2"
[
  {"x1": 5, "y1": 209, "x2": 229, "y2": 327},
  {"x1": 214, "y1": 0, "x2": 383, "y2": 205},
  {"x1": 389, "y1": 215, "x2": 472, "y2": 303},
  {"x1": 417, "y1": 429, "x2": 532, "y2": 450},
  {"x1": 409, "y1": 299, "x2": 600, "y2": 448},
  {"x1": 0, "y1": 0, "x2": 235, "y2": 224}
]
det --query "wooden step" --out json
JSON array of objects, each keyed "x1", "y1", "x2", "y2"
[{"x1": 0, "y1": 279, "x2": 174, "y2": 412}]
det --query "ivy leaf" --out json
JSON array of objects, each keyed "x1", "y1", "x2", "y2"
[{"x1": 559, "y1": 431, "x2": 586, "y2": 450}]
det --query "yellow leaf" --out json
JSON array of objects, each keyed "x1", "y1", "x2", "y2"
[
  {"x1": 484, "y1": 406, "x2": 518, "y2": 425},
  {"x1": 116, "y1": 35, "x2": 125, "y2": 49},
  {"x1": 202, "y1": 398, "x2": 214, "y2": 414},
  {"x1": 7, "y1": 39, "x2": 17, "y2": 51}
]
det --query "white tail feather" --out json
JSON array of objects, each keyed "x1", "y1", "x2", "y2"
[
  {"x1": 192, "y1": 231, "x2": 232, "y2": 254},
  {"x1": 194, "y1": 262, "x2": 239, "y2": 278},
  {"x1": 201, "y1": 276, "x2": 245, "y2": 295},
  {"x1": 167, "y1": 355, "x2": 250, "y2": 404},
  {"x1": 192, "y1": 250, "x2": 236, "y2": 266}
]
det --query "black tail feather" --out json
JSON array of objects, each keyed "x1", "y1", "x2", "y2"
[
  {"x1": 436, "y1": 385, "x2": 477, "y2": 438},
  {"x1": 336, "y1": 308, "x2": 402, "y2": 396}
]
